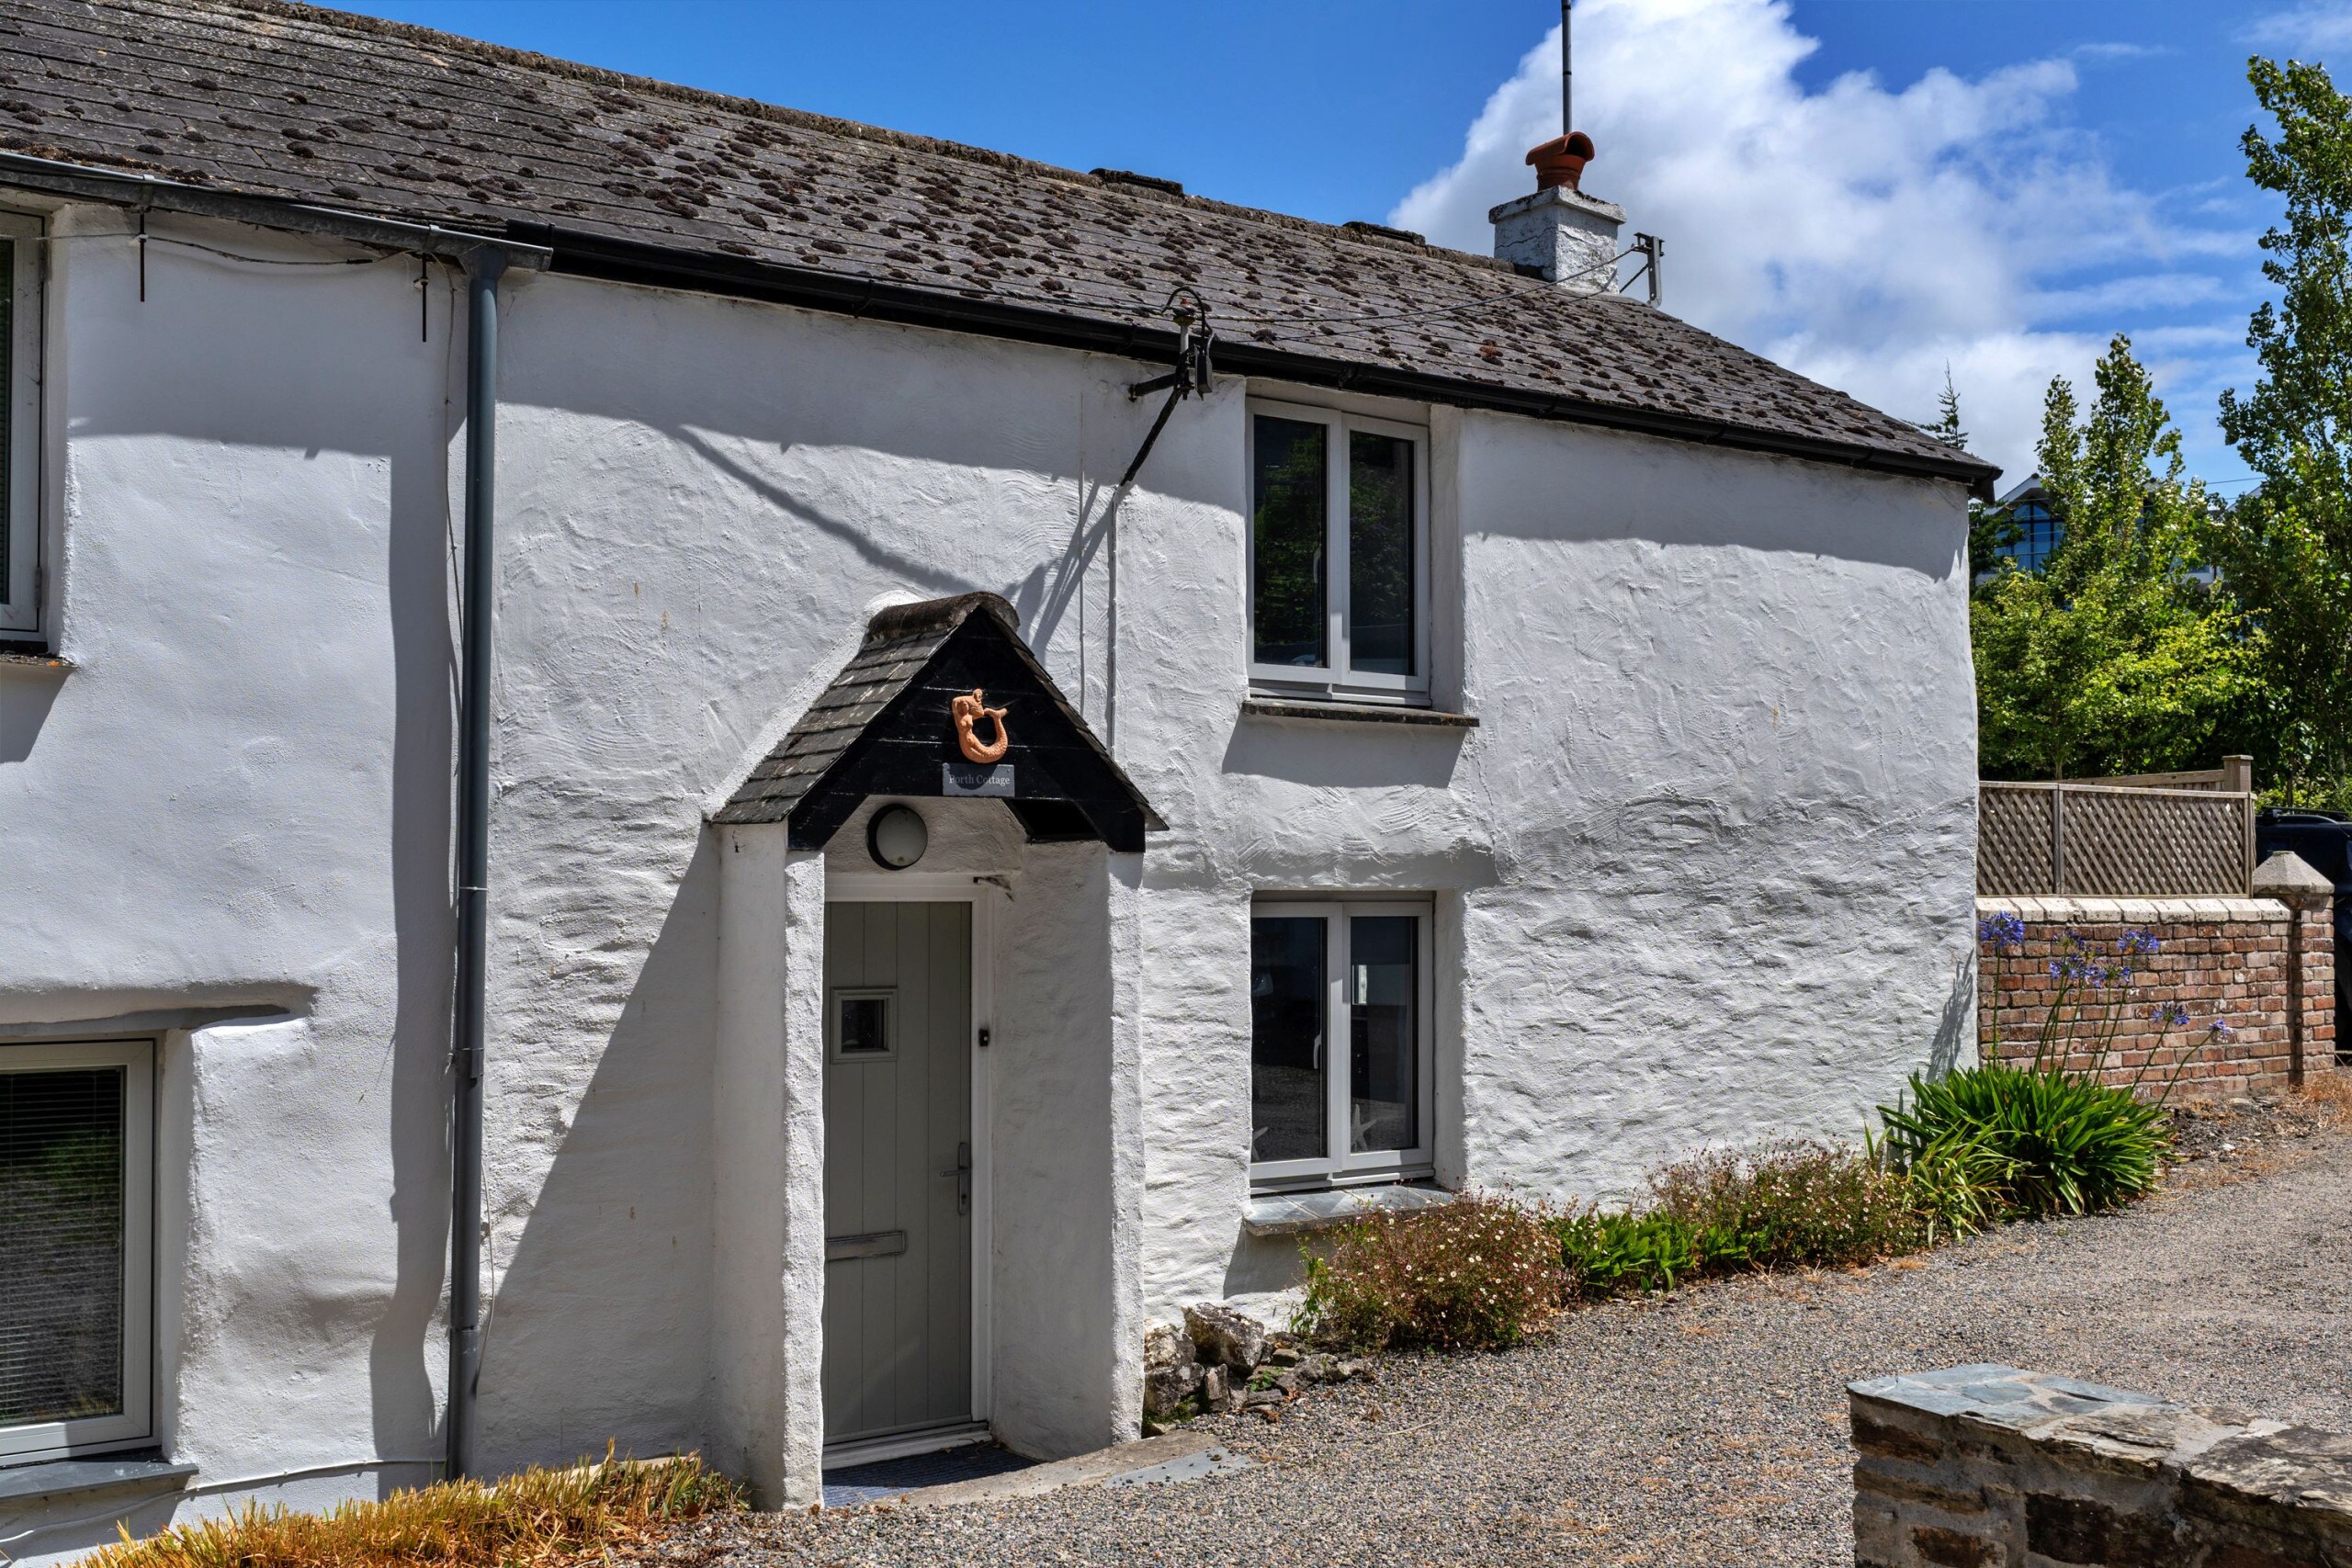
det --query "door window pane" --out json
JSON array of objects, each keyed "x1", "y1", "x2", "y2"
[
  {"x1": 1348, "y1": 432, "x2": 1415, "y2": 676},
  {"x1": 837, "y1": 995, "x2": 891, "y2": 1055},
  {"x1": 1348, "y1": 916, "x2": 1418, "y2": 1154},
  {"x1": 1250, "y1": 917, "x2": 1327, "y2": 1162},
  {"x1": 1, "y1": 1066, "x2": 125, "y2": 1430},
  {"x1": 1251, "y1": 416, "x2": 1328, "y2": 669}
]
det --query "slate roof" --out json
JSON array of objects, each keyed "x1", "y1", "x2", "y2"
[
  {"x1": 712, "y1": 592, "x2": 1162, "y2": 832},
  {"x1": 0, "y1": 0, "x2": 1998, "y2": 490}
]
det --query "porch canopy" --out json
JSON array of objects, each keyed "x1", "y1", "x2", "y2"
[{"x1": 712, "y1": 592, "x2": 1163, "y2": 852}]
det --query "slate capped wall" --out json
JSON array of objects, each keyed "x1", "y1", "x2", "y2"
[{"x1": 1851, "y1": 1365, "x2": 2352, "y2": 1568}]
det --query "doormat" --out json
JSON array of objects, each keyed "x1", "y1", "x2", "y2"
[{"x1": 822, "y1": 1442, "x2": 1036, "y2": 1506}]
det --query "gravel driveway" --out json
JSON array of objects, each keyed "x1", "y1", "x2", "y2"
[{"x1": 664, "y1": 1123, "x2": 2352, "y2": 1567}]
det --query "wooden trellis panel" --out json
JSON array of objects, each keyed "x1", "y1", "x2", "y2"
[
  {"x1": 1979, "y1": 785, "x2": 2057, "y2": 895},
  {"x1": 1978, "y1": 782, "x2": 2253, "y2": 897}
]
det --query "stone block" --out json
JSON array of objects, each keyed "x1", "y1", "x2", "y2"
[
  {"x1": 1184, "y1": 1302, "x2": 1268, "y2": 1372},
  {"x1": 2025, "y1": 1492, "x2": 2174, "y2": 1564},
  {"x1": 1143, "y1": 1321, "x2": 1192, "y2": 1371},
  {"x1": 1855, "y1": 1464, "x2": 1990, "y2": 1515},
  {"x1": 1853, "y1": 1494, "x2": 1907, "y2": 1563},
  {"x1": 1142, "y1": 1357, "x2": 1202, "y2": 1419},
  {"x1": 1909, "y1": 1522, "x2": 2006, "y2": 1565},
  {"x1": 1855, "y1": 1411, "x2": 1950, "y2": 1466}
]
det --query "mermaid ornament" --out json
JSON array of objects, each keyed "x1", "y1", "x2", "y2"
[{"x1": 951, "y1": 689, "x2": 1010, "y2": 764}]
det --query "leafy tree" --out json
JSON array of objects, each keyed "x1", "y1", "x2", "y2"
[
  {"x1": 1973, "y1": 336, "x2": 2263, "y2": 779},
  {"x1": 2208, "y1": 56, "x2": 2352, "y2": 799}
]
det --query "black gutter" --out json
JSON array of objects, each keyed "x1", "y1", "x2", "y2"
[
  {"x1": 447, "y1": 247, "x2": 506, "y2": 1482},
  {"x1": 507, "y1": 220, "x2": 1999, "y2": 501},
  {"x1": 0, "y1": 150, "x2": 551, "y2": 266}
]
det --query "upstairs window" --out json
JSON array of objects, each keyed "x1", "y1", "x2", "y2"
[
  {"x1": 0, "y1": 211, "x2": 38, "y2": 638},
  {"x1": 1250, "y1": 900, "x2": 1433, "y2": 1189},
  {"x1": 1249, "y1": 401, "x2": 1428, "y2": 702}
]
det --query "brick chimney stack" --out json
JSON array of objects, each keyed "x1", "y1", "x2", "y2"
[{"x1": 1489, "y1": 130, "x2": 1624, "y2": 293}]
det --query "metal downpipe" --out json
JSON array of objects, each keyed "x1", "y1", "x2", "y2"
[{"x1": 448, "y1": 246, "x2": 505, "y2": 1481}]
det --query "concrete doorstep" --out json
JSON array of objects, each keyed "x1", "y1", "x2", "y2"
[{"x1": 868, "y1": 1431, "x2": 1250, "y2": 1510}]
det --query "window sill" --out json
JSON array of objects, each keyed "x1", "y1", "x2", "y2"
[
  {"x1": 0, "y1": 1451, "x2": 196, "y2": 1506},
  {"x1": 1239, "y1": 696, "x2": 1476, "y2": 728},
  {"x1": 1242, "y1": 1182, "x2": 1460, "y2": 1237},
  {"x1": 0, "y1": 641, "x2": 68, "y2": 671}
]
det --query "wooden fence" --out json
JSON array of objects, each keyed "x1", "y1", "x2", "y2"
[{"x1": 1978, "y1": 758, "x2": 2256, "y2": 897}]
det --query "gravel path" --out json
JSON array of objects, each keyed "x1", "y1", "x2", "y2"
[{"x1": 662, "y1": 1126, "x2": 2352, "y2": 1568}]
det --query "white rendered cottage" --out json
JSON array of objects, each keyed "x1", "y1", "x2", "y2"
[{"x1": 0, "y1": 1, "x2": 1996, "y2": 1554}]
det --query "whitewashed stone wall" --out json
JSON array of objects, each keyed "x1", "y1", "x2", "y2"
[{"x1": 0, "y1": 201, "x2": 1974, "y2": 1551}]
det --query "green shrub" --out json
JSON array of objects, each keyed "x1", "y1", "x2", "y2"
[
  {"x1": 1877, "y1": 1064, "x2": 2171, "y2": 1217},
  {"x1": 1898, "y1": 1126, "x2": 2018, "y2": 1242},
  {"x1": 1550, "y1": 1210, "x2": 1702, "y2": 1298},
  {"x1": 1647, "y1": 1140, "x2": 1927, "y2": 1269},
  {"x1": 1295, "y1": 1191, "x2": 1565, "y2": 1352}
]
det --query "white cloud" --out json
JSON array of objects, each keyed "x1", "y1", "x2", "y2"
[
  {"x1": 1389, "y1": 0, "x2": 2256, "y2": 484},
  {"x1": 2244, "y1": 4, "x2": 2352, "y2": 51}
]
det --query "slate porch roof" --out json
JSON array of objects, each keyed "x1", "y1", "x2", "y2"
[
  {"x1": 712, "y1": 592, "x2": 1162, "y2": 834},
  {"x1": 0, "y1": 0, "x2": 1998, "y2": 492}
]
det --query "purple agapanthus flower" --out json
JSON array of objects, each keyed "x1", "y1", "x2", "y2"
[
  {"x1": 1978, "y1": 911, "x2": 2027, "y2": 952},
  {"x1": 2149, "y1": 1001, "x2": 2191, "y2": 1029}
]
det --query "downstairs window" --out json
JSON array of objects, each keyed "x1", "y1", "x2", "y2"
[
  {"x1": 0, "y1": 1038, "x2": 153, "y2": 1461},
  {"x1": 1249, "y1": 900, "x2": 1433, "y2": 1190}
]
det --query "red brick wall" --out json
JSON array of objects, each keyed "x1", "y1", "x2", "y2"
[
  {"x1": 1976, "y1": 897, "x2": 2336, "y2": 1097},
  {"x1": 2296, "y1": 901, "x2": 2336, "y2": 1072}
]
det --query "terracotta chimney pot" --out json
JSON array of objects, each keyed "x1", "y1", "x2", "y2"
[{"x1": 1525, "y1": 130, "x2": 1595, "y2": 192}]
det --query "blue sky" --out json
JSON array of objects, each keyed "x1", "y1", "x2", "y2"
[{"x1": 328, "y1": 0, "x2": 2348, "y2": 491}]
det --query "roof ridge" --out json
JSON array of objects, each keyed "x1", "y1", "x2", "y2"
[{"x1": 220, "y1": 0, "x2": 1521, "y2": 277}]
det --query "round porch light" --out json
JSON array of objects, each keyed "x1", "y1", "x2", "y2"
[{"x1": 867, "y1": 804, "x2": 929, "y2": 870}]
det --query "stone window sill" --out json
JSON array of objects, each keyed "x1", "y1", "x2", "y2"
[
  {"x1": 0, "y1": 643, "x2": 69, "y2": 671},
  {"x1": 1239, "y1": 696, "x2": 1477, "y2": 728},
  {"x1": 0, "y1": 1452, "x2": 197, "y2": 1506},
  {"x1": 1243, "y1": 1182, "x2": 1461, "y2": 1237}
]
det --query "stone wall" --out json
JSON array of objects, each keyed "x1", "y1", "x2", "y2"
[
  {"x1": 1850, "y1": 1364, "x2": 2352, "y2": 1567},
  {"x1": 1976, "y1": 897, "x2": 2335, "y2": 1097}
]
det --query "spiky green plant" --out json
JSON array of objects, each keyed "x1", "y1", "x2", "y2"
[{"x1": 1877, "y1": 1065, "x2": 2172, "y2": 1217}]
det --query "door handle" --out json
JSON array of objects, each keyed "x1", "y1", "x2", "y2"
[{"x1": 941, "y1": 1140, "x2": 972, "y2": 1217}]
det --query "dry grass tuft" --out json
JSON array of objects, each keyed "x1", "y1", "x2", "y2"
[
  {"x1": 2296, "y1": 1070, "x2": 2352, "y2": 1121},
  {"x1": 87, "y1": 1448, "x2": 741, "y2": 1568},
  {"x1": 2161, "y1": 1077, "x2": 2352, "y2": 1193}
]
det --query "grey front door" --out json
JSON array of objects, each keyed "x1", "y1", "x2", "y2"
[{"x1": 821, "y1": 900, "x2": 974, "y2": 1447}]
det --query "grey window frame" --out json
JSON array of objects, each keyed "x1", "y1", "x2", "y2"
[
  {"x1": 826, "y1": 987, "x2": 899, "y2": 1063},
  {"x1": 1245, "y1": 399, "x2": 1430, "y2": 705},
  {"x1": 0, "y1": 210, "x2": 41, "y2": 637},
  {"x1": 0, "y1": 1036, "x2": 155, "y2": 1461},
  {"x1": 1248, "y1": 898, "x2": 1436, "y2": 1191}
]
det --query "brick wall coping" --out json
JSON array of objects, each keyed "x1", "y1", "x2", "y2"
[{"x1": 1974, "y1": 895, "x2": 2290, "y2": 924}]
